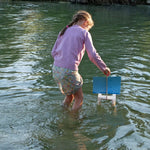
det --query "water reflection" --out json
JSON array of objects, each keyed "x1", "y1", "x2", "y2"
[{"x1": 0, "y1": 2, "x2": 150, "y2": 150}]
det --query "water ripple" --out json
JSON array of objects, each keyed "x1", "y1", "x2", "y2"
[{"x1": 0, "y1": 2, "x2": 150, "y2": 150}]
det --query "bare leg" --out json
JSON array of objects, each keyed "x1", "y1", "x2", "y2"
[
  {"x1": 63, "y1": 94, "x2": 74, "y2": 108},
  {"x1": 72, "y1": 88, "x2": 83, "y2": 112}
]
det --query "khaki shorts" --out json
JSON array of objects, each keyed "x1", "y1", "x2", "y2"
[{"x1": 52, "y1": 65, "x2": 83, "y2": 95}]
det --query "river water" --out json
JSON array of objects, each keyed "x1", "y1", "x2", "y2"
[{"x1": 0, "y1": 1, "x2": 150, "y2": 150}]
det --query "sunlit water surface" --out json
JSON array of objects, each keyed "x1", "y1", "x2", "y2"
[{"x1": 0, "y1": 2, "x2": 150, "y2": 150}]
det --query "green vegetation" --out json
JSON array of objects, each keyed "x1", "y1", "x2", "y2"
[{"x1": 10, "y1": 0, "x2": 149, "y2": 5}]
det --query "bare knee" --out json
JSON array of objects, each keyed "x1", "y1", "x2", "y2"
[
  {"x1": 67, "y1": 94, "x2": 74, "y2": 100},
  {"x1": 63, "y1": 94, "x2": 74, "y2": 107},
  {"x1": 72, "y1": 88, "x2": 83, "y2": 111},
  {"x1": 74, "y1": 88, "x2": 83, "y2": 101}
]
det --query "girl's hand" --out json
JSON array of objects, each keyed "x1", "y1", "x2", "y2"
[{"x1": 103, "y1": 67, "x2": 111, "y2": 76}]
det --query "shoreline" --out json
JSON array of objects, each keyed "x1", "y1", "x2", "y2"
[{"x1": 0, "y1": 0, "x2": 150, "y2": 5}]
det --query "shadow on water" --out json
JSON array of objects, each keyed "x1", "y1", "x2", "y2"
[
  {"x1": 25, "y1": 95, "x2": 129, "y2": 150},
  {"x1": 0, "y1": 1, "x2": 150, "y2": 150}
]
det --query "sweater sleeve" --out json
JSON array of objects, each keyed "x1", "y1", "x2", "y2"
[
  {"x1": 51, "y1": 34, "x2": 61, "y2": 58},
  {"x1": 84, "y1": 32, "x2": 107, "y2": 72}
]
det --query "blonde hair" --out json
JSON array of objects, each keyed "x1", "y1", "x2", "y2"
[{"x1": 60, "y1": 10, "x2": 94, "y2": 36}]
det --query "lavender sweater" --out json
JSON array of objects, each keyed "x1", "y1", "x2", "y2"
[{"x1": 51, "y1": 25, "x2": 107, "y2": 71}]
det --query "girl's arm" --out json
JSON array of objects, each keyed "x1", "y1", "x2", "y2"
[
  {"x1": 85, "y1": 32, "x2": 111, "y2": 76},
  {"x1": 51, "y1": 34, "x2": 61, "y2": 58}
]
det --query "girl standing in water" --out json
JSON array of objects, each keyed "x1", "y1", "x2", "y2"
[{"x1": 51, "y1": 10, "x2": 111, "y2": 112}]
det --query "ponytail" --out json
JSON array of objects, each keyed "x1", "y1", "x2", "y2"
[
  {"x1": 60, "y1": 20, "x2": 76, "y2": 36},
  {"x1": 60, "y1": 10, "x2": 94, "y2": 36}
]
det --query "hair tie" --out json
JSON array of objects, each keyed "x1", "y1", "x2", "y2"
[{"x1": 66, "y1": 25, "x2": 69, "y2": 28}]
